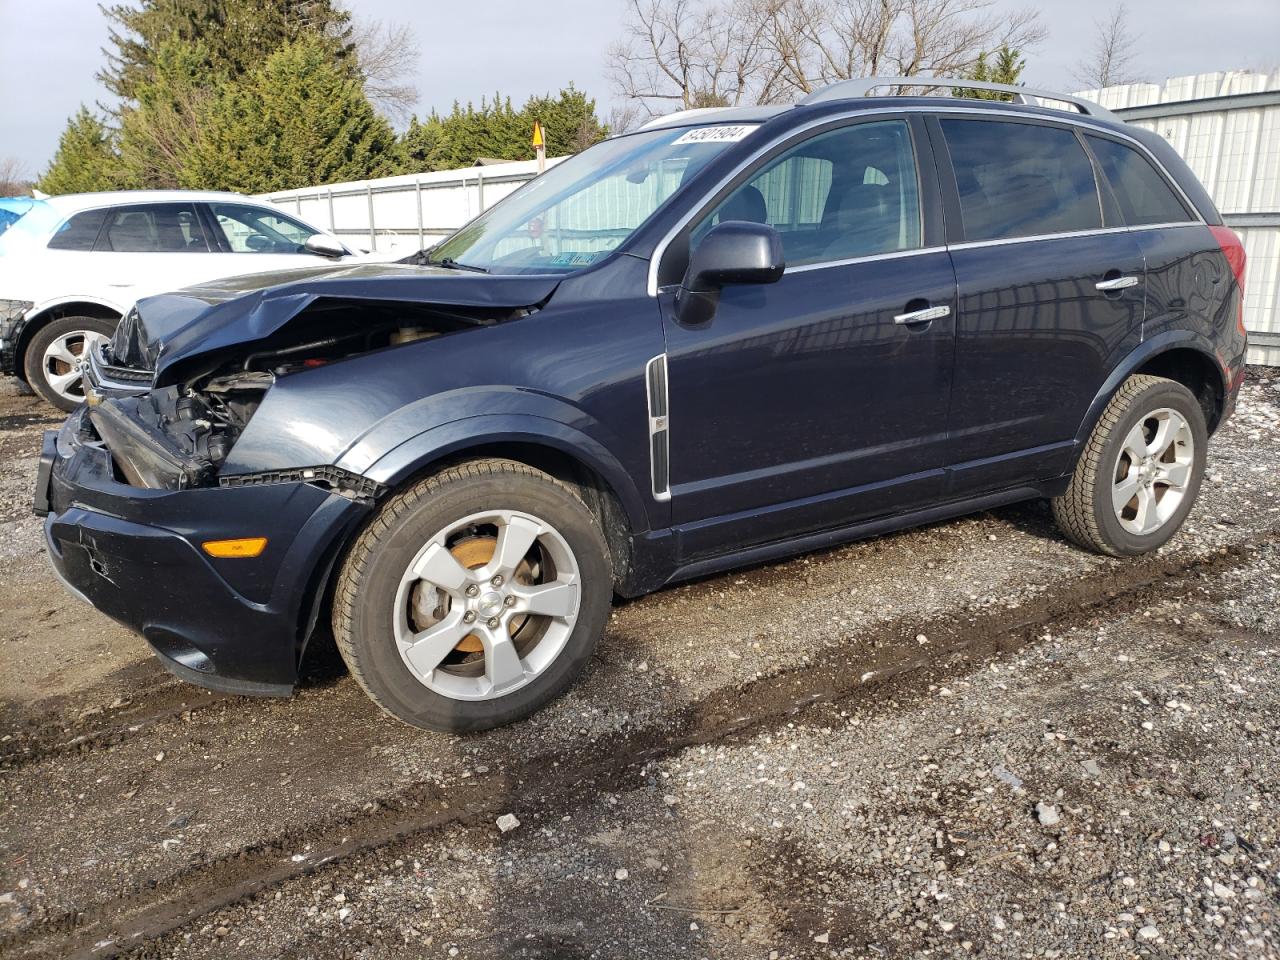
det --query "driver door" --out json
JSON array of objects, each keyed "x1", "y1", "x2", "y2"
[{"x1": 660, "y1": 117, "x2": 957, "y2": 561}]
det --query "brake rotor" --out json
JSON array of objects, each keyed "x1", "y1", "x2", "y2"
[{"x1": 449, "y1": 536, "x2": 498, "y2": 653}]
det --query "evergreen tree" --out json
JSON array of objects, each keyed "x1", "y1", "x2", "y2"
[
  {"x1": 37, "y1": 107, "x2": 122, "y2": 195},
  {"x1": 188, "y1": 36, "x2": 400, "y2": 192},
  {"x1": 401, "y1": 114, "x2": 449, "y2": 171},
  {"x1": 953, "y1": 46, "x2": 1027, "y2": 101},
  {"x1": 117, "y1": 40, "x2": 214, "y2": 188},
  {"x1": 98, "y1": 0, "x2": 355, "y2": 103},
  {"x1": 522, "y1": 86, "x2": 607, "y2": 156},
  {"x1": 399, "y1": 87, "x2": 608, "y2": 173}
]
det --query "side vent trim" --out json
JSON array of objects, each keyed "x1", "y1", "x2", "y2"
[{"x1": 645, "y1": 354, "x2": 671, "y2": 502}]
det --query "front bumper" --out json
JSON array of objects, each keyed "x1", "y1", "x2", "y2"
[{"x1": 37, "y1": 408, "x2": 371, "y2": 695}]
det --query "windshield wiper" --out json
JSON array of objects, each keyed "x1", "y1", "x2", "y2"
[{"x1": 426, "y1": 256, "x2": 488, "y2": 274}]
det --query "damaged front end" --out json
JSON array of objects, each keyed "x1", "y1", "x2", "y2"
[{"x1": 85, "y1": 283, "x2": 551, "y2": 494}]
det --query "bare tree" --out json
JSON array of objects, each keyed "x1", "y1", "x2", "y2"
[
  {"x1": 608, "y1": 0, "x2": 783, "y2": 111},
  {"x1": 0, "y1": 157, "x2": 34, "y2": 197},
  {"x1": 609, "y1": 0, "x2": 1044, "y2": 116},
  {"x1": 1071, "y1": 3, "x2": 1142, "y2": 90},
  {"x1": 605, "y1": 101, "x2": 647, "y2": 135},
  {"x1": 352, "y1": 17, "x2": 420, "y2": 122}
]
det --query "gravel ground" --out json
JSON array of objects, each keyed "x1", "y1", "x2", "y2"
[{"x1": 0, "y1": 369, "x2": 1278, "y2": 960}]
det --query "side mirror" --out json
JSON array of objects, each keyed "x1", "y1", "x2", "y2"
[
  {"x1": 685, "y1": 221, "x2": 785, "y2": 292},
  {"x1": 304, "y1": 234, "x2": 347, "y2": 259},
  {"x1": 677, "y1": 221, "x2": 784, "y2": 323}
]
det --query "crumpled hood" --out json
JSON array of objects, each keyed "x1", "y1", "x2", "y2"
[{"x1": 114, "y1": 262, "x2": 562, "y2": 385}]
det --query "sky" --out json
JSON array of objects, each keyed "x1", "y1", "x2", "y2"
[{"x1": 1, "y1": 0, "x2": 1278, "y2": 177}]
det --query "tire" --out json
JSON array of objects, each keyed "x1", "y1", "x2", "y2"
[
  {"x1": 23, "y1": 315, "x2": 117, "y2": 412},
  {"x1": 333, "y1": 458, "x2": 613, "y2": 732},
  {"x1": 1052, "y1": 374, "x2": 1207, "y2": 557}
]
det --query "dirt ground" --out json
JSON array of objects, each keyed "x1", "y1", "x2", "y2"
[{"x1": 1, "y1": 370, "x2": 1278, "y2": 960}]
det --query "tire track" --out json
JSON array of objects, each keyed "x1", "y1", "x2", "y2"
[{"x1": 5, "y1": 534, "x2": 1269, "y2": 960}]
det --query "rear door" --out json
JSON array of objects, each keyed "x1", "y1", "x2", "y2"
[
  {"x1": 931, "y1": 115, "x2": 1147, "y2": 493},
  {"x1": 661, "y1": 115, "x2": 957, "y2": 560},
  {"x1": 69, "y1": 202, "x2": 222, "y2": 303},
  {"x1": 1080, "y1": 132, "x2": 1211, "y2": 345}
]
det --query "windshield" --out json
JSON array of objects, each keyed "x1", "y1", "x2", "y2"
[{"x1": 427, "y1": 124, "x2": 758, "y2": 275}]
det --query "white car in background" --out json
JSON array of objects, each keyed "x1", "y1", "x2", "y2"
[{"x1": 0, "y1": 190, "x2": 363, "y2": 409}]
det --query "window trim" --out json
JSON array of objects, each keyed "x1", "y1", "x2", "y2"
[
  {"x1": 659, "y1": 112, "x2": 931, "y2": 289},
  {"x1": 647, "y1": 104, "x2": 1205, "y2": 296}
]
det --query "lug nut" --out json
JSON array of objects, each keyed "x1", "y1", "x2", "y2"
[
  {"x1": 504, "y1": 595, "x2": 516, "y2": 607},
  {"x1": 487, "y1": 616, "x2": 500, "y2": 628},
  {"x1": 465, "y1": 584, "x2": 479, "y2": 597},
  {"x1": 491, "y1": 575, "x2": 504, "y2": 587},
  {"x1": 463, "y1": 610, "x2": 476, "y2": 623}
]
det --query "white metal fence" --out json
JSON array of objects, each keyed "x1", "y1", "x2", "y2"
[{"x1": 257, "y1": 157, "x2": 565, "y2": 257}]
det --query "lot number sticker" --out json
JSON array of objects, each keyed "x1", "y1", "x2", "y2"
[{"x1": 672, "y1": 125, "x2": 758, "y2": 144}]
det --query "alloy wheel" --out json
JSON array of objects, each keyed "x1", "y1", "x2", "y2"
[
  {"x1": 42, "y1": 330, "x2": 109, "y2": 404},
  {"x1": 1111, "y1": 407, "x2": 1194, "y2": 536},
  {"x1": 392, "y1": 509, "x2": 581, "y2": 701}
]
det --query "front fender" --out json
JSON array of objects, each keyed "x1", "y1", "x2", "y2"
[
  {"x1": 355, "y1": 410, "x2": 655, "y2": 537},
  {"x1": 1072, "y1": 329, "x2": 1228, "y2": 448}
]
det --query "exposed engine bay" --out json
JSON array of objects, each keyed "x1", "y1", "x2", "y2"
[{"x1": 89, "y1": 298, "x2": 532, "y2": 492}]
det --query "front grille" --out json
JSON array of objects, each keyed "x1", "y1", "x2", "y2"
[{"x1": 98, "y1": 362, "x2": 152, "y2": 383}]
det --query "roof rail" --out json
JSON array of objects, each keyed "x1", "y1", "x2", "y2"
[{"x1": 800, "y1": 77, "x2": 1118, "y2": 121}]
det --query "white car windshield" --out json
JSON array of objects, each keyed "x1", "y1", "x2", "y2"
[{"x1": 425, "y1": 124, "x2": 758, "y2": 275}]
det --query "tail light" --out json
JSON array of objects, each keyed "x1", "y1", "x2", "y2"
[{"x1": 1209, "y1": 225, "x2": 1247, "y2": 336}]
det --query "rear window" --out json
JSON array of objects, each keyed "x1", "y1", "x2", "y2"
[
  {"x1": 1085, "y1": 135, "x2": 1193, "y2": 226},
  {"x1": 47, "y1": 209, "x2": 109, "y2": 250},
  {"x1": 941, "y1": 119, "x2": 1103, "y2": 241}
]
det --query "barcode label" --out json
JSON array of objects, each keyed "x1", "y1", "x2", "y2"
[{"x1": 672, "y1": 125, "x2": 758, "y2": 145}]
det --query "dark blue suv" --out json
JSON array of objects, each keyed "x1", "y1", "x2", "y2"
[{"x1": 36, "y1": 79, "x2": 1248, "y2": 731}]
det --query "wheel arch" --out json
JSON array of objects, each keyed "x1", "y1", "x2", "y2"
[
  {"x1": 14, "y1": 299, "x2": 123, "y2": 383},
  {"x1": 295, "y1": 426, "x2": 650, "y2": 676},
  {"x1": 342, "y1": 414, "x2": 656, "y2": 593},
  {"x1": 1074, "y1": 333, "x2": 1230, "y2": 455}
]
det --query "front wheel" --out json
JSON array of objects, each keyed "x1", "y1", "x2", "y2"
[
  {"x1": 1052, "y1": 374, "x2": 1207, "y2": 557},
  {"x1": 333, "y1": 459, "x2": 613, "y2": 732},
  {"x1": 23, "y1": 315, "x2": 117, "y2": 411}
]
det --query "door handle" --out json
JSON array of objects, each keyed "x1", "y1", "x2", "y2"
[
  {"x1": 894, "y1": 305, "x2": 950, "y2": 325},
  {"x1": 1095, "y1": 275, "x2": 1140, "y2": 291}
]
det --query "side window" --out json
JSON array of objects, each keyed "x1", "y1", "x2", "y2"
[
  {"x1": 693, "y1": 120, "x2": 922, "y2": 266},
  {"x1": 1085, "y1": 135, "x2": 1192, "y2": 226},
  {"x1": 941, "y1": 119, "x2": 1102, "y2": 241},
  {"x1": 47, "y1": 209, "x2": 108, "y2": 251},
  {"x1": 209, "y1": 203, "x2": 320, "y2": 254},
  {"x1": 96, "y1": 204, "x2": 210, "y2": 252}
]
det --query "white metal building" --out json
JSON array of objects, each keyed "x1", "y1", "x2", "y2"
[
  {"x1": 262, "y1": 70, "x2": 1280, "y2": 364},
  {"x1": 1080, "y1": 70, "x2": 1280, "y2": 365}
]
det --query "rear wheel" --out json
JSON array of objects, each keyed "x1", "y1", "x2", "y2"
[
  {"x1": 333, "y1": 459, "x2": 613, "y2": 732},
  {"x1": 1052, "y1": 374, "x2": 1207, "y2": 556},
  {"x1": 23, "y1": 315, "x2": 117, "y2": 411}
]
